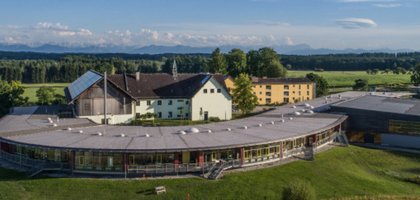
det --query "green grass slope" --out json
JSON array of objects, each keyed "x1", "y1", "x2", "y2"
[
  {"x1": 0, "y1": 146, "x2": 419, "y2": 200},
  {"x1": 287, "y1": 71, "x2": 411, "y2": 88}
]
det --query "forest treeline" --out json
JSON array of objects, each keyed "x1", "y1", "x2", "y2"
[{"x1": 0, "y1": 50, "x2": 420, "y2": 83}]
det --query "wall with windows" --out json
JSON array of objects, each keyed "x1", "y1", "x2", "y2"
[
  {"x1": 252, "y1": 82, "x2": 315, "y2": 105},
  {"x1": 135, "y1": 98, "x2": 191, "y2": 120},
  {"x1": 0, "y1": 123, "x2": 342, "y2": 176},
  {"x1": 191, "y1": 78, "x2": 232, "y2": 121}
]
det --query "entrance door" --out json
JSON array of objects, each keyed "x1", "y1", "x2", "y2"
[{"x1": 204, "y1": 111, "x2": 209, "y2": 121}]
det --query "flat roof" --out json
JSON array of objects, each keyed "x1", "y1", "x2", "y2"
[
  {"x1": 332, "y1": 94, "x2": 420, "y2": 116},
  {"x1": 0, "y1": 91, "x2": 374, "y2": 151}
]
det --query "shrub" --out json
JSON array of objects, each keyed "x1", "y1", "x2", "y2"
[
  {"x1": 282, "y1": 180, "x2": 316, "y2": 200},
  {"x1": 209, "y1": 117, "x2": 220, "y2": 122}
]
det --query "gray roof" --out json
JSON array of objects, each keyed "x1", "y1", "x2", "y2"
[
  {"x1": 0, "y1": 91, "x2": 371, "y2": 152},
  {"x1": 332, "y1": 95, "x2": 420, "y2": 116}
]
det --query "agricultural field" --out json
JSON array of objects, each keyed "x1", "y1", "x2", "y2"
[
  {"x1": 19, "y1": 71, "x2": 413, "y2": 103},
  {"x1": 288, "y1": 71, "x2": 412, "y2": 88},
  {"x1": 0, "y1": 146, "x2": 419, "y2": 200},
  {"x1": 22, "y1": 83, "x2": 68, "y2": 103}
]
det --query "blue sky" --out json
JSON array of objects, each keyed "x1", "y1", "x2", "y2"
[{"x1": 1, "y1": 0, "x2": 420, "y2": 49}]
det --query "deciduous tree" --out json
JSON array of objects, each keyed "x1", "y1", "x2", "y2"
[
  {"x1": 352, "y1": 79, "x2": 369, "y2": 91},
  {"x1": 411, "y1": 63, "x2": 420, "y2": 86},
  {"x1": 36, "y1": 86, "x2": 56, "y2": 105},
  {"x1": 209, "y1": 48, "x2": 227, "y2": 74},
  {"x1": 232, "y1": 73, "x2": 258, "y2": 114},
  {"x1": 305, "y1": 73, "x2": 328, "y2": 97},
  {"x1": 226, "y1": 49, "x2": 247, "y2": 78}
]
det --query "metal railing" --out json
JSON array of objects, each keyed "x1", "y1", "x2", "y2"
[{"x1": 0, "y1": 150, "x2": 69, "y2": 171}]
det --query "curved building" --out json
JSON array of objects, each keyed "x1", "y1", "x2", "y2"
[{"x1": 0, "y1": 93, "x2": 364, "y2": 178}]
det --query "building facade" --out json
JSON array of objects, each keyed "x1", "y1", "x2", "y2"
[
  {"x1": 65, "y1": 70, "x2": 232, "y2": 124},
  {"x1": 224, "y1": 77, "x2": 315, "y2": 105},
  {"x1": 330, "y1": 95, "x2": 420, "y2": 149}
]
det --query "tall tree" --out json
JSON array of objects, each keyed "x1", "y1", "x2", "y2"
[
  {"x1": 226, "y1": 48, "x2": 247, "y2": 78},
  {"x1": 411, "y1": 63, "x2": 420, "y2": 86},
  {"x1": 209, "y1": 48, "x2": 227, "y2": 74},
  {"x1": 306, "y1": 73, "x2": 329, "y2": 97},
  {"x1": 0, "y1": 80, "x2": 28, "y2": 116},
  {"x1": 232, "y1": 73, "x2": 258, "y2": 114},
  {"x1": 246, "y1": 50, "x2": 260, "y2": 76},
  {"x1": 258, "y1": 47, "x2": 287, "y2": 78}
]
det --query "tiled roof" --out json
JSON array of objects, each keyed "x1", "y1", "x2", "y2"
[{"x1": 107, "y1": 73, "x2": 229, "y2": 99}]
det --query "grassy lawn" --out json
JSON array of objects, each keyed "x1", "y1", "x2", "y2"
[
  {"x1": 288, "y1": 71, "x2": 412, "y2": 88},
  {"x1": 0, "y1": 146, "x2": 419, "y2": 200},
  {"x1": 22, "y1": 83, "x2": 68, "y2": 103}
]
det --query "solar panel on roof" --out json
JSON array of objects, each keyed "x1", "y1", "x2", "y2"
[{"x1": 67, "y1": 71, "x2": 102, "y2": 101}]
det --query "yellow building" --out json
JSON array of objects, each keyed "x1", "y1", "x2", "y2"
[{"x1": 224, "y1": 76, "x2": 315, "y2": 105}]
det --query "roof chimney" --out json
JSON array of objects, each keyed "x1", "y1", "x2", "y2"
[{"x1": 136, "y1": 72, "x2": 140, "y2": 81}]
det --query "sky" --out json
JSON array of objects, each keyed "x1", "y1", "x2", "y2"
[{"x1": 0, "y1": 0, "x2": 420, "y2": 50}]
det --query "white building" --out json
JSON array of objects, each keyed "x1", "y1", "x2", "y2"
[{"x1": 65, "y1": 67, "x2": 232, "y2": 124}]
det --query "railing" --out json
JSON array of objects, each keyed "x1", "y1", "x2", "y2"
[
  {"x1": 127, "y1": 159, "x2": 241, "y2": 176},
  {"x1": 0, "y1": 150, "x2": 69, "y2": 171}
]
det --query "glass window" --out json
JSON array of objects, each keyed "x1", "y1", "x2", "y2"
[
  {"x1": 266, "y1": 85, "x2": 271, "y2": 90},
  {"x1": 266, "y1": 98, "x2": 271, "y2": 104},
  {"x1": 217, "y1": 89, "x2": 221, "y2": 93},
  {"x1": 136, "y1": 101, "x2": 140, "y2": 106},
  {"x1": 157, "y1": 100, "x2": 162, "y2": 105},
  {"x1": 284, "y1": 85, "x2": 289, "y2": 90},
  {"x1": 284, "y1": 91, "x2": 289, "y2": 96},
  {"x1": 147, "y1": 100, "x2": 151, "y2": 105},
  {"x1": 168, "y1": 100, "x2": 173, "y2": 105},
  {"x1": 203, "y1": 89, "x2": 208, "y2": 93},
  {"x1": 168, "y1": 112, "x2": 173, "y2": 118},
  {"x1": 266, "y1": 92, "x2": 271, "y2": 96},
  {"x1": 186, "y1": 100, "x2": 189, "y2": 105},
  {"x1": 210, "y1": 89, "x2": 215, "y2": 93},
  {"x1": 158, "y1": 112, "x2": 162, "y2": 118}
]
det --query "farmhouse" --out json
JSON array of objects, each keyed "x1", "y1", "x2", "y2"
[{"x1": 64, "y1": 68, "x2": 232, "y2": 124}]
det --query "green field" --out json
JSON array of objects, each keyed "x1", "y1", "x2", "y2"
[
  {"x1": 20, "y1": 71, "x2": 412, "y2": 103},
  {"x1": 22, "y1": 83, "x2": 68, "y2": 103},
  {"x1": 288, "y1": 71, "x2": 412, "y2": 88},
  {"x1": 0, "y1": 146, "x2": 419, "y2": 200}
]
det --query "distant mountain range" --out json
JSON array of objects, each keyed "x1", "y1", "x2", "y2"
[{"x1": 0, "y1": 43, "x2": 415, "y2": 55}]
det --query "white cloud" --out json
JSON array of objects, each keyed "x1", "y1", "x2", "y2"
[
  {"x1": 336, "y1": 18, "x2": 377, "y2": 29},
  {"x1": 2, "y1": 21, "x2": 420, "y2": 50},
  {"x1": 372, "y1": 3, "x2": 401, "y2": 7}
]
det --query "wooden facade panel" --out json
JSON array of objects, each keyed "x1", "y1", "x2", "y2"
[{"x1": 76, "y1": 81, "x2": 132, "y2": 116}]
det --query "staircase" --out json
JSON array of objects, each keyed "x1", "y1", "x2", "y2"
[
  {"x1": 303, "y1": 146, "x2": 315, "y2": 161},
  {"x1": 205, "y1": 160, "x2": 239, "y2": 180},
  {"x1": 207, "y1": 161, "x2": 228, "y2": 180},
  {"x1": 334, "y1": 131, "x2": 350, "y2": 146}
]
